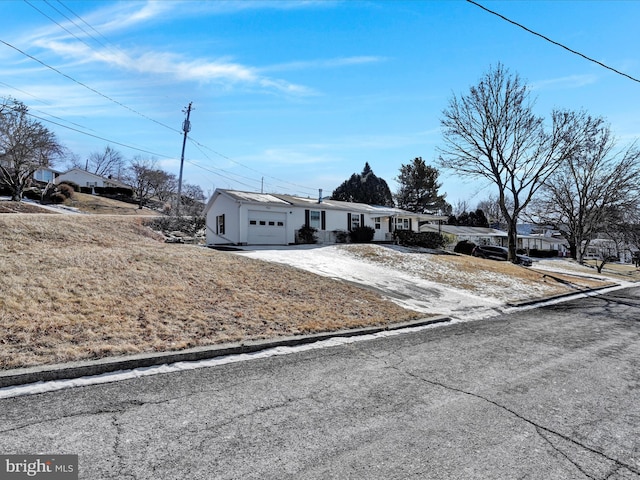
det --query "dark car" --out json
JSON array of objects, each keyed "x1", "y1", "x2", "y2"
[{"x1": 471, "y1": 245, "x2": 533, "y2": 267}]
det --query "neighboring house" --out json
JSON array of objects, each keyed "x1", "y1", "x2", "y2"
[
  {"x1": 32, "y1": 166, "x2": 61, "y2": 184},
  {"x1": 420, "y1": 224, "x2": 568, "y2": 255},
  {"x1": 204, "y1": 189, "x2": 447, "y2": 246},
  {"x1": 55, "y1": 168, "x2": 129, "y2": 189},
  {"x1": 583, "y1": 237, "x2": 639, "y2": 263}
]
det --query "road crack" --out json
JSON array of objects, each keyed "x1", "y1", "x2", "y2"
[{"x1": 354, "y1": 345, "x2": 640, "y2": 479}]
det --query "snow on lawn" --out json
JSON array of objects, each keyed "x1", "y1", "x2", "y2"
[{"x1": 236, "y1": 244, "x2": 573, "y2": 321}]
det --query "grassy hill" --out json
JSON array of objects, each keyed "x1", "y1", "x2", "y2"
[
  {"x1": 0, "y1": 193, "x2": 159, "y2": 215},
  {"x1": 0, "y1": 214, "x2": 421, "y2": 370},
  {"x1": 62, "y1": 192, "x2": 160, "y2": 215}
]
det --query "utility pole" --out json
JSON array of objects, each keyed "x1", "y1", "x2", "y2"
[{"x1": 176, "y1": 101, "x2": 192, "y2": 216}]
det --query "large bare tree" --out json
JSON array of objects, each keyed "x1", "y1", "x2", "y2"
[
  {"x1": 534, "y1": 115, "x2": 640, "y2": 263},
  {"x1": 438, "y1": 64, "x2": 579, "y2": 261},
  {"x1": 73, "y1": 145, "x2": 125, "y2": 179},
  {"x1": 0, "y1": 98, "x2": 64, "y2": 201}
]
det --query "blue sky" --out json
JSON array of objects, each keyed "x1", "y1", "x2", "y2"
[{"x1": 1, "y1": 1, "x2": 639, "y2": 207}]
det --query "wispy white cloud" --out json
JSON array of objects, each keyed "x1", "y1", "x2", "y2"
[
  {"x1": 530, "y1": 74, "x2": 598, "y2": 91},
  {"x1": 242, "y1": 147, "x2": 337, "y2": 166},
  {"x1": 94, "y1": 1, "x2": 175, "y2": 33},
  {"x1": 261, "y1": 56, "x2": 386, "y2": 73},
  {"x1": 32, "y1": 39, "x2": 316, "y2": 96},
  {"x1": 21, "y1": 0, "x2": 324, "y2": 97}
]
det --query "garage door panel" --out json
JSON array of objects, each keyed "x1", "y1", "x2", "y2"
[{"x1": 248, "y1": 210, "x2": 287, "y2": 245}]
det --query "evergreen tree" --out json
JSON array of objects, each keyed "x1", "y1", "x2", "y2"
[
  {"x1": 449, "y1": 209, "x2": 490, "y2": 227},
  {"x1": 395, "y1": 157, "x2": 450, "y2": 214},
  {"x1": 331, "y1": 162, "x2": 394, "y2": 206}
]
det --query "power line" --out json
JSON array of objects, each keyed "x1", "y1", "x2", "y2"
[
  {"x1": 3, "y1": 6, "x2": 327, "y2": 195},
  {"x1": 188, "y1": 136, "x2": 320, "y2": 194},
  {"x1": 24, "y1": 0, "x2": 97, "y2": 54},
  {"x1": 56, "y1": 0, "x2": 115, "y2": 49},
  {"x1": 0, "y1": 38, "x2": 183, "y2": 135},
  {"x1": 46, "y1": 0, "x2": 110, "y2": 50},
  {"x1": 27, "y1": 111, "x2": 170, "y2": 158},
  {"x1": 467, "y1": 0, "x2": 640, "y2": 84},
  {"x1": 29, "y1": 109, "x2": 308, "y2": 194}
]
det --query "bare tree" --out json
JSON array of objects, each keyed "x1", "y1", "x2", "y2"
[
  {"x1": 154, "y1": 172, "x2": 177, "y2": 203},
  {"x1": 619, "y1": 206, "x2": 640, "y2": 267},
  {"x1": 180, "y1": 183, "x2": 206, "y2": 216},
  {"x1": 452, "y1": 199, "x2": 470, "y2": 217},
  {"x1": 75, "y1": 145, "x2": 125, "y2": 179},
  {"x1": 126, "y1": 156, "x2": 163, "y2": 209},
  {"x1": 476, "y1": 193, "x2": 512, "y2": 228},
  {"x1": 534, "y1": 115, "x2": 640, "y2": 263},
  {"x1": 438, "y1": 64, "x2": 579, "y2": 261},
  {"x1": 0, "y1": 98, "x2": 64, "y2": 201}
]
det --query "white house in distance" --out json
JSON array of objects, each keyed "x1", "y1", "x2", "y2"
[
  {"x1": 204, "y1": 188, "x2": 447, "y2": 246},
  {"x1": 420, "y1": 223, "x2": 568, "y2": 255},
  {"x1": 32, "y1": 166, "x2": 61, "y2": 184},
  {"x1": 55, "y1": 168, "x2": 127, "y2": 189}
]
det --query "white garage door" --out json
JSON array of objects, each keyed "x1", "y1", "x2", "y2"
[{"x1": 247, "y1": 210, "x2": 287, "y2": 245}]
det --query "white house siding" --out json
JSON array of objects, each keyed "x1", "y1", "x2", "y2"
[
  {"x1": 55, "y1": 169, "x2": 124, "y2": 189},
  {"x1": 205, "y1": 193, "x2": 242, "y2": 245},
  {"x1": 204, "y1": 189, "x2": 426, "y2": 246}
]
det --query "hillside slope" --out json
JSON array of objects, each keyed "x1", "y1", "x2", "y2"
[{"x1": 0, "y1": 215, "x2": 421, "y2": 369}]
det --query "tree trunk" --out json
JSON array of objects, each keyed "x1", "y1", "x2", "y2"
[
  {"x1": 507, "y1": 221, "x2": 518, "y2": 262},
  {"x1": 568, "y1": 242, "x2": 577, "y2": 260},
  {"x1": 10, "y1": 185, "x2": 22, "y2": 202}
]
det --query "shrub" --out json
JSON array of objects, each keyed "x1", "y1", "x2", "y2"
[
  {"x1": 395, "y1": 230, "x2": 446, "y2": 249},
  {"x1": 454, "y1": 240, "x2": 476, "y2": 255},
  {"x1": 333, "y1": 230, "x2": 349, "y2": 243},
  {"x1": 59, "y1": 181, "x2": 79, "y2": 192},
  {"x1": 350, "y1": 226, "x2": 375, "y2": 243},
  {"x1": 297, "y1": 224, "x2": 317, "y2": 244},
  {"x1": 527, "y1": 248, "x2": 559, "y2": 258},
  {"x1": 144, "y1": 215, "x2": 205, "y2": 236},
  {"x1": 58, "y1": 183, "x2": 74, "y2": 199},
  {"x1": 23, "y1": 188, "x2": 41, "y2": 200},
  {"x1": 49, "y1": 192, "x2": 66, "y2": 204}
]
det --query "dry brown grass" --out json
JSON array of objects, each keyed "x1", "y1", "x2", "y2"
[
  {"x1": 64, "y1": 192, "x2": 159, "y2": 215},
  {"x1": 0, "y1": 215, "x2": 422, "y2": 370},
  {"x1": 0, "y1": 201, "x2": 57, "y2": 214}
]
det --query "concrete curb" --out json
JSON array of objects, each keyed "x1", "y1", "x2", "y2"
[
  {"x1": 506, "y1": 283, "x2": 619, "y2": 308},
  {"x1": 0, "y1": 316, "x2": 451, "y2": 389}
]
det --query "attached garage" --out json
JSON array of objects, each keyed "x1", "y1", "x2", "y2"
[{"x1": 247, "y1": 210, "x2": 287, "y2": 245}]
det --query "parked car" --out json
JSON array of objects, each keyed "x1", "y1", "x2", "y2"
[{"x1": 471, "y1": 245, "x2": 533, "y2": 267}]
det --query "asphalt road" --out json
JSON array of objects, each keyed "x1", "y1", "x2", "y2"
[{"x1": 1, "y1": 288, "x2": 639, "y2": 479}]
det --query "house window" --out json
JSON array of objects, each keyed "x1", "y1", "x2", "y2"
[
  {"x1": 216, "y1": 214, "x2": 225, "y2": 235},
  {"x1": 395, "y1": 218, "x2": 410, "y2": 230},
  {"x1": 373, "y1": 217, "x2": 381, "y2": 230},
  {"x1": 351, "y1": 213, "x2": 361, "y2": 230},
  {"x1": 309, "y1": 210, "x2": 321, "y2": 229}
]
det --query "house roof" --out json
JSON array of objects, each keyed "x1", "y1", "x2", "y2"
[
  {"x1": 421, "y1": 224, "x2": 569, "y2": 246},
  {"x1": 57, "y1": 168, "x2": 131, "y2": 189},
  {"x1": 421, "y1": 224, "x2": 507, "y2": 236},
  {"x1": 205, "y1": 188, "x2": 447, "y2": 220}
]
